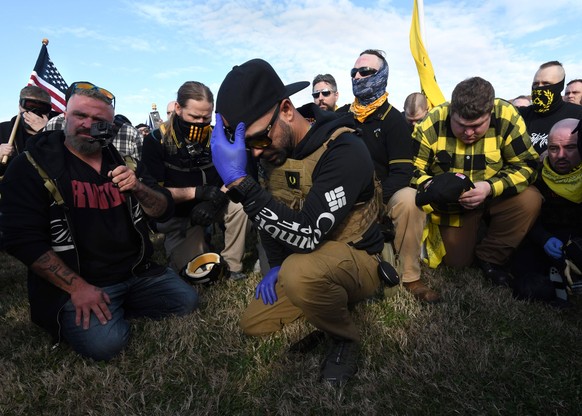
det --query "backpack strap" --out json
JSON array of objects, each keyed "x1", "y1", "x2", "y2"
[{"x1": 24, "y1": 151, "x2": 64, "y2": 206}]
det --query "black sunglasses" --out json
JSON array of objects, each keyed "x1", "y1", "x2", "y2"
[
  {"x1": 245, "y1": 102, "x2": 281, "y2": 149},
  {"x1": 350, "y1": 67, "x2": 378, "y2": 78},
  {"x1": 311, "y1": 89, "x2": 334, "y2": 99},
  {"x1": 20, "y1": 98, "x2": 52, "y2": 116}
]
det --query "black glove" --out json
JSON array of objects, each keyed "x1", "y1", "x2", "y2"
[
  {"x1": 190, "y1": 191, "x2": 229, "y2": 226},
  {"x1": 195, "y1": 185, "x2": 224, "y2": 202},
  {"x1": 190, "y1": 201, "x2": 219, "y2": 226}
]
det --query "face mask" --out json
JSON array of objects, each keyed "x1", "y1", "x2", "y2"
[
  {"x1": 352, "y1": 61, "x2": 389, "y2": 105},
  {"x1": 175, "y1": 116, "x2": 211, "y2": 143},
  {"x1": 531, "y1": 79, "x2": 565, "y2": 114}
]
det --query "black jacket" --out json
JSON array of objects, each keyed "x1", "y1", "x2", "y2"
[{"x1": 0, "y1": 130, "x2": 173, "y2": 339}]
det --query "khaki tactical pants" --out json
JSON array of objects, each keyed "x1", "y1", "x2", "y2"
[{"x1": 241, "y1": 240, "x2": 381, "y2": 342}]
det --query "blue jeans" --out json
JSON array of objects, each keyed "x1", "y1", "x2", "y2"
[{"x1": 59, "y1": 268, "x2": 198, "y2": 361}]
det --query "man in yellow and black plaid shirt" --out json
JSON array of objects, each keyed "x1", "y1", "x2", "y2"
[{"x1": 411, "y1": 77, "x2": 542, "y2": 285}]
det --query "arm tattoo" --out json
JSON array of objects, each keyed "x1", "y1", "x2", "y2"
[
  {"x1": 133, "y1": 185, "x2": 167, "y2": 218},
  {"x1": 33, "y1": 251, "x2": 79, "y2": 287}
]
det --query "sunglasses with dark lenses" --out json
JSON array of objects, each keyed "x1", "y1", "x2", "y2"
[
  {"x1": 20, "y1": 98, "x2": 52, "y2": 116},
  {"x1": 311, "y1": 89, "x2": 334, "y2": 99},
  {"x1": 71, "y1": 82, "x2": 116, "y2": 108},
  {"x1": 244, "y1": 103, "x2": 281, "y2": 149},
  {"x1": 350, "y1": 66, "x2": 378, "y2": 78}
]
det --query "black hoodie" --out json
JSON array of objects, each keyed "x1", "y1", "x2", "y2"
[
  {"x1": 0, "y1": 129, "x2": 173, "y2": 339},
  {"x1": 240, "y1": 104, "x2": 384, "y2": 266}
]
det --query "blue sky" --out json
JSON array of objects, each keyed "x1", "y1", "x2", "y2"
[{"x1": 1, "y1": 0, "x2": 582, "y2": 125}]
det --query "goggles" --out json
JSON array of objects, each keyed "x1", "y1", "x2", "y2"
[
  {"x1": 350, "y1": 66, "x2": 378, "y2": 78},
  {"x1": 20, "y1": 98, "x2": 52, "y2": 116},
  {"x1": 70, "y1": 82, "x2": 116, "y2": 108},
  {"x1": 312, "y1": 89, "x2": 334, "y2": 99}
]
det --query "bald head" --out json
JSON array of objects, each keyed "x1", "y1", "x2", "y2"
[{"x1": 547, "y1": 118, "x2": 581, "y2": 174}]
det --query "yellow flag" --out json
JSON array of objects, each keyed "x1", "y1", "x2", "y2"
[{"x1": 410, "y1": 0, "x2": 446, "y2": 109}]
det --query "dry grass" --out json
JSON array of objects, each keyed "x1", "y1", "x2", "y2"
[{"x1": 1, "y1": 250, "x2": 581, "y2": 416}]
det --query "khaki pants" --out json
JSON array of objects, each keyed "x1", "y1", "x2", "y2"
[
  {"x1": 385, "y1": 187, "x2": 426, "y2": 283},
  {"x1": 240, "y1": 241, "x2": 381, "y2": 342},
  {"x1": 157, "y1": 201, "x2": 249, "y2": 273},
  {"x1": 439, "y1": 185, "x2": 542, "y2": 267}
]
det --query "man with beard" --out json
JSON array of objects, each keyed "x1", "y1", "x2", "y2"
[
  {"x1": 312, "y1": 73, "x2": 339, "y2": 112},
  {"x1": 0, "y1": 86, "x2": 53, "y2": 176},
  {"x1": 511, "y1": 118, "x2": 582, "y2": 304},
  {"x1": 0, "y1": 82, "x2": 198, "y2": 361},
  {"x1": 141, "y1": 81, "x2": 250, "y2": 279},
  {"x1": 211, "y1": 59, "x2": 386, "y2": 385},
  {"x1": 337, "y1": 49, "x2": 438, "y2": 303},
  {"x1": 519, "y1": 61, "x2": 582, "y2": 158}
]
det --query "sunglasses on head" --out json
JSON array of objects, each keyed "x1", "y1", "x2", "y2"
[
  {"x1": 350, "y1": 67, "x2": 378, "y2": 78},
  {"x1": 19, "y1": 98, "x2": 52, "y2": 116},
  {"x1": 311, "y1": 89, "x2": 334, "y2": 99},
  {"x1": 70, "y1": 82, "x2": 116, "y2": 108}
]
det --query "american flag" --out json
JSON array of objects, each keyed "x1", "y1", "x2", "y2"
[{"x1": 28, "y1": 42, "x2": 68, "y2": 113}]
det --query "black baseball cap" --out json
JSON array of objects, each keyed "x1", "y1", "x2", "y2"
[
  {"x1": 416, "y1": 172, "x2": 475, "y2": 209},
  {"x1": 216, "y1": 59, "x2": 309, "y2": 128}
]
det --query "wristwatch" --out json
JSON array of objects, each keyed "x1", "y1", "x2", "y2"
[{"x1": 226, "y1": 176, "x2": 254, "y2": 203}]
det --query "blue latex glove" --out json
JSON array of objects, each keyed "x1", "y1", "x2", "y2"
[
  {"x1": 255, "y1": 266, "x2": 281, "y2": 305},
  {"x1": 544, "y1": 237, "x2": 564, "y2": 259},
  {"x1": 210, "y1": 114, "x2": 247, "y2": 186}
]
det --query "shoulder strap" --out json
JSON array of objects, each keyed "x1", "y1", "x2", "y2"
[
  {"x1": 24, "y1": 151, "x2": 64, "y2": 206},
  {"x1": 379, "y1": 104, "x2": 393, "y2": 121}
]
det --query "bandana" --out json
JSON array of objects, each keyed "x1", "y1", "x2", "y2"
[
  {"x1": 531, "y1": 79, "x2": 565, "y2": 114},
  {"x1": 542, "y1": 157, "x2": 582, "y2": 203},
  {"x1": 351, "y1": 61, "x2": 389, "y2": 105},
  {"x1": 350, "y1": 93, "x2": 388, "y2": 123},
  {"x1": 175, "y1": 116, "x2": 211, "y2": 144}
]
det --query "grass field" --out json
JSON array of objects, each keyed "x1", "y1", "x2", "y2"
[{"x1": 1, "y1": 249, "x2": 581, "y2": 416}]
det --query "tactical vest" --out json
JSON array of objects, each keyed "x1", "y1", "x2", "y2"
[
  {"x1": 263, "y1": 126, "x2": 382, "y2": 245},
  {"x1": 155, "y1": 124, "x2": 214, "y2": 176}
]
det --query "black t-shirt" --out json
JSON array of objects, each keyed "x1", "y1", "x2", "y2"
[
  {"x1": 520, "y1": 101, "x2": 582, "y2": 155},
  {"x1": 62, "y1": 148, "x2": 142, "y2": 285}
]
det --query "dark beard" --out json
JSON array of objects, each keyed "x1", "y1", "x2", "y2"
[{"x1": 66, "y1": 134, "x2": 103, "y2": 155}]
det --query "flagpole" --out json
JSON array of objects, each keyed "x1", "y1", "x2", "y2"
[
  {"x1": 1, "y1": 113, "x2": 21, "y2": 165},
  {"x1": 418, "y1": 0, "x2": 426, "y2": 44}
]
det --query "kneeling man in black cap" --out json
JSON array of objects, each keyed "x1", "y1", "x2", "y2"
[{"x1": 211, "y1": 58, "x2": 386, "y2": 385}]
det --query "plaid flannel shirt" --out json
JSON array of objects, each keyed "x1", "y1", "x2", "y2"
[
  {"x1": 411, "y1": 98, "x2": 539, "y2": 226},
  {"x1": 45, "y1": 113, "x2": 142, "y2": 160}
]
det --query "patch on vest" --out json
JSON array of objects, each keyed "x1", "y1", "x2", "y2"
[{"x1": 285, "y1": 171, "x2": 301, "y2": 189}]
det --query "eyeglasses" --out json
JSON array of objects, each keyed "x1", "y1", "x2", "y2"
[
  {"x1": 350, "y1": 67, "x2": 378, "y2": 78},
  {"x1": 312, "y1": 89, "x2": 334, "y2": 99},
  {"x1": 245, "y1": 102, "x2": 281, "y2": 149},
  {"x1": 19, "y1": 98, "x2": 52, "y2": 116},
  {"x1": 70, "y1": 82, "x2": 116, "y2": 108}
]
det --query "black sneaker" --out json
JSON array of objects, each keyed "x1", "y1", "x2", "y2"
[
  {"x1": 320, "y1": 338, "x2": 359, "y2": 385},
  {"x1": 476, "y1": 258, "x2": 511, "y2": 287},
  {"x1": 289, "y1": 330, "x2": 326, "y2": 354}
]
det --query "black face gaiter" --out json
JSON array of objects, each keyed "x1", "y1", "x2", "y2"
[
  {"x1": 531, "y1": 79, "x2": 565, "y2": 114},
  {"x1": 175, "y1": 116, "x2": 211, "y2": 143}
]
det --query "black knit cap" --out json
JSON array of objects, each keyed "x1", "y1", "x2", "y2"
[{"x1": 216, "y1": 58, "x2": 309, "y2": 128}]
